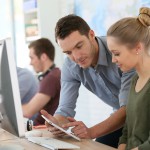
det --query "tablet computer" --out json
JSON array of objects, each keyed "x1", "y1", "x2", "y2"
[{"x1": 41, "y1": 115, "x2": 81, "y2": 141}]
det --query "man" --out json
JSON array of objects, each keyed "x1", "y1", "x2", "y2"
[
  {"x1": 22, "y1": 38, "x2": 61, "y2": 125},
  {"x1": 17, "y1": 67, "x2": 39, "y2": 120},
  {"x1": 41, "y1": 15, "x2": 135, "y2": 148},
  {"x1": 17, "y1": 67, "x2": 39, "y2": 104}
]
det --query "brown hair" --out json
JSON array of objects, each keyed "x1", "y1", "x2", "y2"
[
  {"x1": 107, "y1": 7, "x2": 150, "y2": 50},
  {"x1": 28, "y1": 38, "x2": 55, "y2": 61},
  {"x1": 55, "y1": 14, "x2": 90, "y2": 43}
]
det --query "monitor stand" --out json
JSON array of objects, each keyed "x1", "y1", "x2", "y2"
[{"x1": 0, "y1": 143, "x2": 25, "y2": 150}]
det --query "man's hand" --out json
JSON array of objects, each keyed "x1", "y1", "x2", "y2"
[
  {"x1": 62, "y1": 117, "x2": 92, "y2": 139},
  {"x1": 40, "y1": 110, "x2": 65, "y2": 136}
]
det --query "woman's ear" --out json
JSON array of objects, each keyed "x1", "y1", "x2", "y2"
[{"x1": 135, "y1": 42, "x2": 143, "y2": 54}]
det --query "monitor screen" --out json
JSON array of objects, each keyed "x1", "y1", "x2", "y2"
[{"x1": 0, "y1": 38, "x2": 25, "y2": 137}]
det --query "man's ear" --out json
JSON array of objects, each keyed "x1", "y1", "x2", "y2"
[
  {"x1": 40, "y1": 53, "x2": 47, "y2": 61},
  {"x1": 88, "y1": 30, "x2": 95, "y2": 40}
]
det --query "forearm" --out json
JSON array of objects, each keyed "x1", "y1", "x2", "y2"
[
  {"x1": 22, "y1": 93, "x2": 50, "y2": 118},
  {"x1": 22, "y1": 104, "x2": 35, "y2": 118},
  {"x1": 89, "y1": 106, "x2": 126, "y2": 139}
]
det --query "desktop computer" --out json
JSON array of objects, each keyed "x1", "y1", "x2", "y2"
[
  {"x1": 0, "y1": 38, "x2": 25, "y2": 150},
  {"x1": 0, "y1": 38, "x2": 80, "y2": 150}
]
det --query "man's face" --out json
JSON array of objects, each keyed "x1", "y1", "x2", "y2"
[
  {"x1": 57, "y1": 31, "x2": 98, "y2": 68},
  {"x1": 29, "y1": 48, "x2": 43, "y2": 73}
]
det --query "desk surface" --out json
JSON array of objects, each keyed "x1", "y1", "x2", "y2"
[{"x1": 0, "y1": 128, "x2": 117, "y2": 150}]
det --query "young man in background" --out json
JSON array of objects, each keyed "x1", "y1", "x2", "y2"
[{"x1": 22, "y1": 38, "x2": 61, "y2": 125}]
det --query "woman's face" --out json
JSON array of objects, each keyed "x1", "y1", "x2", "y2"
[{"x1": 107, "y1": 36, "x2": 138, "y2": 72}]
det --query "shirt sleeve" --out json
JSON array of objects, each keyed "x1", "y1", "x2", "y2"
[
  {"x1": 138, "y1": 138, "x2": 150, "y2": 150},
  {"x1": 119, "y1": 119, "x2": 128, "y2": 145},
  {"x1": 138, "y1": 106, "x2": 150, "y2": 150},
  {"x1": 55, "y1": 59, "x2": 81, "y2": 117},
  {"x1": 138, "y1": 117, "x2": 150, "y2": 150},
  {"x1": 119, "y1": 69, "x2": 135, "y2": 107}
]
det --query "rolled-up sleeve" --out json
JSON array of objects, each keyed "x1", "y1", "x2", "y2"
[{"x1": 55, "y1": 59, "x2": 81, "y2": 117}]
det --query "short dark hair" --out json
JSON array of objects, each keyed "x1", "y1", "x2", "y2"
[
  {"x1": 28, "y1": 38, "x2": 55, "y2": 61},
  {"x1": 55, "y1": 14, "x2": 90, "y2": 42}
]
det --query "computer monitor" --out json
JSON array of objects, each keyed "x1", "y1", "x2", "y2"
[{"x1": 0, "y1": 38, "x2": 25, "y2": 137}]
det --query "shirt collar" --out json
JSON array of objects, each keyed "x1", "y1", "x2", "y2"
[{"x1": 96, "y1": 37, "x2": 109, "y2": 67}]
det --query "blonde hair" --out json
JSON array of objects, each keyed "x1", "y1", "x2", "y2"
[{"x1": 107, "y1": 7, "x2": 150, "y2": 50}]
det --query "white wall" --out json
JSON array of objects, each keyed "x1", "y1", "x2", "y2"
[{"x1": 13, "y1": 0, "x2": 74, "y2": 69}]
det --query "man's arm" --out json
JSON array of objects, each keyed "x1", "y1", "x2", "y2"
[
  {"x1": 89, "y1": 106, "x2": 126, "y2": 138},
  {"x1": 63, "y1": 106, "x2": 126, "y2": 139},
  {"x1": 22, "y1": 93, "x2": 50, "y2": 118},
  {"x1": 55, "y1": 58, "x2": 81, "y2": 117},
  {"x1": 118, "y1": 144, "x2": 126, "y2": 150}
]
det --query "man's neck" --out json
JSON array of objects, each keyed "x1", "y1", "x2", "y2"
[
  {"x1": 91, "y1": 38, "x2": 99, "y2": 67},
  {"x1": 43, "y1": 61, "x2": 54, "y2": 73}
]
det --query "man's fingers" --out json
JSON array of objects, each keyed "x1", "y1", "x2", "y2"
[
  {"x1": 41, "y1": 109, "x2": 57, "y2": 124},
  {"x1": 47, "y1": 126, "x2": 66, "y2": 136},
  {"x1": 40, "y1": 109, "x2": 49, "y2": 117},
  {"x1": 67, "y1": 117, "x2": 76, "y2": 122},
  {"x1": 63, "y1": 121, "x2": 83, "y2": 128}
]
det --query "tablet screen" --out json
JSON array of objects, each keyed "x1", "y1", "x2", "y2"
[{"x1": 41, "y1": 115, "x2": 81, "y2": 141}]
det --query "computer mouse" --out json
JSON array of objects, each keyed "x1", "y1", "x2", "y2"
[
  {"x1": 25, "y1": 130, "x2": 43, "y2": 138},
  {"x1": 0, "y1": 144, "x2": 24, "y2": 150}
]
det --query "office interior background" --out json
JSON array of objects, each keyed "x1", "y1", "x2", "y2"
[{"x1": 0, "y1": 0, "x2": 149, "y2": 127}]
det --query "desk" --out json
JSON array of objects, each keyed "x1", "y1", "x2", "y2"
[{"x1": 0, "y1": 128, "x2": 117, "y2": 150}]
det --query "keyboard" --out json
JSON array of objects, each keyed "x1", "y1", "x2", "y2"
[{"x1": 27, "y1": 137, "x2": 80, "y2": 150}]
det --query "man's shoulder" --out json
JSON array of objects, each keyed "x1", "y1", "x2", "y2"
[
  {"x1": 62, "y1": 57, "x2": 84, "y2": 79},
  {"x1": 46, "y1": 67, "x2": 61, "y2": 79},
  {"x1": 17, "y1": 67, "x2": 37, "y2": 82},
  {"x1": 64, "y1": 57, "x2": 80, "y2": 70},
  {"x1": 64, "y1": 57, "x2": 75, "y2": 64}
]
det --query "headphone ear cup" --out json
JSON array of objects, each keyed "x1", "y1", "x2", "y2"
[
  {"x1": 38, "y1": 70, "x2": 49, "y2": 81},
  {"x1": 38, "y1": 64, "x2": 55, "y2": 81},
  {"x1": 38, "y1": 74, "x2": 44, "y2": 81}
]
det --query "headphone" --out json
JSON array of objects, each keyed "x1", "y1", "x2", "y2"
[{"x1": 38, "y1": 64, "x2": 55, "y2": 81}]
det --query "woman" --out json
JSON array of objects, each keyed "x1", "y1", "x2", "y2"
[{"x1": 107, "y1": 7, "x2": 150, "y2": 150}]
